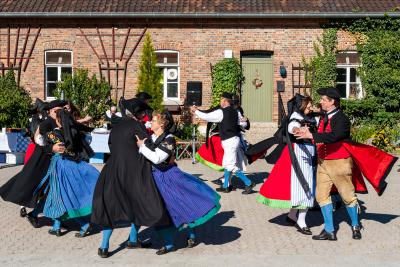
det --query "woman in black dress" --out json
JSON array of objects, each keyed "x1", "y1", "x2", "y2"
[{"x1": 91, "y1": 98, "x2": 170, "y2": 258}]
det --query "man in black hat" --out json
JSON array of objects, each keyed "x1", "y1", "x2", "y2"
[
  {"x1": 190, "y1": 92, "x2": 255, "y2": 194},
  {"x1": 295, "y1": 87, "x2": 361, "y2": 241},
  {"x1": 0, "y1": 99, "x2": 67, "y2": 228},
  {"x1": 135, "y1": 92, "x2": 154, "y2": 132}
]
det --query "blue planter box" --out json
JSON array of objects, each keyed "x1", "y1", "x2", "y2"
[{"x1": 89, "y1": 153, "x2": 104, "y2": 164}]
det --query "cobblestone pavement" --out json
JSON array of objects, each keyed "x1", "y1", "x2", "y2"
[{"x1": 0, "y1": 159, "x2": 399, "y2": 267}]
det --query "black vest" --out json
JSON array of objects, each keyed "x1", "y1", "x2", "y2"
[{"x1": 218, "y1": 106, "x2": 240, "y2": 140}]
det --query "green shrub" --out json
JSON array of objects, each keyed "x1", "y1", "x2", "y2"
[
  {"x1": 54, "y1": 68, "x2": 111, "y2": 126},
  {"x1": 211, "y1": 58, "x2": 244, "y2": 107},
  {"x1": 0, "y1": 71, "x2": 32, "y2": 128}
]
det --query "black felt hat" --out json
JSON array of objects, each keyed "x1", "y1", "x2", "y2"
[
  {"x1": 317, "y1": 87, "x2": 341, "y2": 100},
  {"x1": 123, "y1": 98, "x2": 148, "y2": 116},
  {"x1": 221, "y1": 92, "x2": 233, "y2": 100},
  {"x1": 44, "y1": 99, "x2": 67, "y2": 110},
  {"x1": 135, "y1": 92, "x2": 152, "y2": 101}
]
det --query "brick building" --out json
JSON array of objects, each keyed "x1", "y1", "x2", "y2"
[{"x1": 0, "y1": 0, "x2": 399, "y2": 126}]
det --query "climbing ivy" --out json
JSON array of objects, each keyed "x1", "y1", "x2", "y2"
[
  {"x1": 337, "y1": 16, "x2": 400, "y2": 151},
  {"x1": 211, "y1": 58, "x2": 244, "y2": 107},
  {"x1": 303, "y1": 28, "x2": 338, "y2": 102}
]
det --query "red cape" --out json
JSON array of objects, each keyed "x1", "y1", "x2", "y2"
[
  {"x1": 259, "y1": 142, "x2": 398, "y2": 202},
  {"x1": 343, "y1": 142, "x2": 397, "y2": 196}
]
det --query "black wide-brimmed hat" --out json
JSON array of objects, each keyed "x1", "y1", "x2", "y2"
[
  {"x1": 221, "y1": 92, "x2": 233, "y2": 100},
  {"x1": 121, "y1": 98, "x2": 149, "y2": 116},
  {"x1": 29, "y1": 98, "x2": 48, "y2": 114},
  {"x1": 317, "y1": 87, "x2": 341, "y2": 100},
  {"x1": 135, "y1": 92, "x2": 152, "y2": 101},
  {"x1": 44, "y1": 99, "x2": 67, "y2": 110}
]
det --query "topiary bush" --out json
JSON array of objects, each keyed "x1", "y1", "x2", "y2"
[{"x1": 137, "y1": 33, "x2": 163, "y2": 111}]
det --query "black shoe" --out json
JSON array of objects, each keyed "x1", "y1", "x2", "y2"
[
  {"x1": 26, "y1": 213, "x2": 39, "y2": 228},
  {"x1": 75, "y1": 225, "x2": 91, "y2": 238},
  {"x1": 312, "y1": 229, "x2": 337, "y2": 241},
  {"x1": 156, "y1": 246, "x2": 177, "y2": 255},
  {"x1": 126, "y1": 239, "x2": 152, "y2": 249},
  {"x1": 285, "y1": 216, "x2": 297, "y2": 225},
  {"x1": 20, "y1": 207, "x2": 27, "y2": 218},
  {"x1": 242, "y1": 182, "x2": 256, "y2": 194},
  {"x1": 351, "y1": 226, "x2": 362, "y2": 240},
  {"x1": 48, "y1": 228, "x2": 62, "y2": 237},
  {"x1": 216, "y1": 186, "x2": 232, "y2": 193},
  {"x1": 295, "y1": 224, "x2": 312, "y2": 235},
  {"x1": 98, "y1": 248, "x2": 109, "y2": 258},
  {"x1": 187, "y1": 238, "x2": 198, "y2": 248}
]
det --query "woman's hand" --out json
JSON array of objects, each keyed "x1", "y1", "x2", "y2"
[
  {"x1": 135, "y1": 135, "x2": 147, "y2": 147},
  {"x1": 294, "y1": 127, "x2": 313, "y2": 140}
]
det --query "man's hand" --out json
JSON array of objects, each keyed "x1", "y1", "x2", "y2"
[
  {"x1": 135, "y1": 135, "x2": 147, "y2": 147},
  {"x1": 190, "y1": 105, "x2": 198, "y2": 114},
  {"x1": 52, "y1": 143, "x2": 65, "y2": 153},
  {"x1": 294, "y1": 126, "x2": 313, "y2": 140}
]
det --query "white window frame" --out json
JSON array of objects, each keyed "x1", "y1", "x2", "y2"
[
  {"x1": 336, "y1": 51, "x2": 363, "y2": 99},
  {"x1": 45, "y1": 50, "x2": 73, "y2": 100},
  {"x1": 155, "y1": 50, "x2": 180, "y2": 102}
]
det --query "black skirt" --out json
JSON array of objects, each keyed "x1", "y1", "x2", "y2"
[
  {"x1": 0, "y1": 145, "x2": 51, "y2": 208},
  {"x1": 90, "y1": 118, "x2": 170, "y2": 228}
]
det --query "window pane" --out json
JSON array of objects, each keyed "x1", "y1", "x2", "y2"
[
  {"x1": 349, "y1": 84, "x2": 359, "y2": 99},
  {"x1": 336, "y1": 68, "x2": 347, "y2": 83},
  {"x1": 47, "y1": 67, "x2": 58, "y2": 82},
  {"x1": 47, "y1": 83, "x2": 57, "y2": 97},
  {"x1": 336, "y1": 53, "x2": 347, "y2": 64},
  {"x1": 348, "y1": 53, "x2": 360, "y2": 64},
  {"x1": 336, "y1": 52, "x2": 360, "y2": 65},
  {"x1": 336, "y1": 83, "x2": 347, "y2": 98},
  {"x1": 156, "y1": 52, "x2": 178, "y2": 65},
  {"x1": 61, "y1": 67, "x2": 72, "y2": 81},
  {"x1": 167, "y1": 83, "x2": 178, "y2": 98},
  {"x1": 46, "y1": 51, "x2": 72, "y2": 64},
  {"x1": 166, "y1": 68, "x2": 178, "y2": 82},
  {"x1": 350, "y1": 68, "x2": 357, "y2": 82}
]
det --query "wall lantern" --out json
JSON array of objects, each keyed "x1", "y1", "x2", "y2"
[{"x1": 279, "y1": 61, "x2": 287, "y2": 78}]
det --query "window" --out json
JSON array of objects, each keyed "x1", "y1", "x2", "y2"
[
  {"x1": 336, "y1": 51, "x2": 363, "y2": 99},
  {"x1": 45, "y1": 50, "x2": 72, "y2": 99},
  {"x1": 155, "y1": 51, "x2": 179, "y2": 100}
]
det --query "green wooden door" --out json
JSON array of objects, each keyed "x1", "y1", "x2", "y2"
[{"x1": 241, "y1": 54, "x2": 273, "y2": 122}]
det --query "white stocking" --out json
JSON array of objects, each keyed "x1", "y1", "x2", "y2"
[{"x1": 297, "y1": 209, "x2": 308, "y2": 228}]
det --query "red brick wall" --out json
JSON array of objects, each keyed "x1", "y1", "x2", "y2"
[{"x1": 0, "y1": 18, "x2": 359, "y2": 122}]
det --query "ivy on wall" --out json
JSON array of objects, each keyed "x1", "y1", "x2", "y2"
[
  {"x1": 303, "y1": 28, "x2": 338, "y2": 102},
  {"x1": 211, "y1": 58, "x2": 244, "y2": 107},
  {"x1": 302, "y1": 17, "x2": 400, "y2": 150}
]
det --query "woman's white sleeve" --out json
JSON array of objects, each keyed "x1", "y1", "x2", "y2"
[
  {"x1": 287, "y1": 113, "x2": 302, "y2": 134},
  {"x1": 139, "y1": 145, "x2": 170, "y2": 164}
]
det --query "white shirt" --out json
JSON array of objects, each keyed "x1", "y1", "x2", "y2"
[
  {"x1": 194, "y1": 109, "x2": 223, "y2": 123},
  {"x1": 195, "y1": 108, "x2": 247, "y2": 128},
  {"x1": 138, "y1": 134, "x2": 170, "y2": 165}
]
